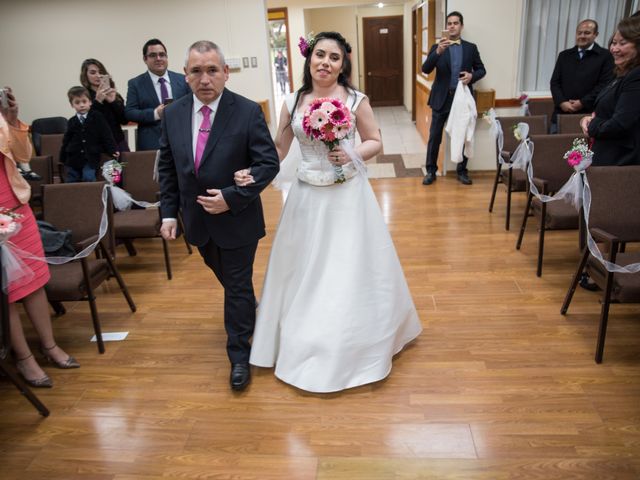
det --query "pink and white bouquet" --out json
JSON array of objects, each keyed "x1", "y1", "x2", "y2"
[
  {"x1": 0, "y1": 207, "x2": 22, "y2": 243},
  {"x1": 564, "y1": 138, "x2": 593, "y2": 172},
  {"x1": 302, "y1": 97, "x2": 352, "y2": 183},
  {"x1": 101, "y1": 159, "x2": 125, "y2": 185}
]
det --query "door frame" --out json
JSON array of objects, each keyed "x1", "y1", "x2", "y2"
[{"x1": 267, "y1": 7, "x2": 293, "y2": 94}]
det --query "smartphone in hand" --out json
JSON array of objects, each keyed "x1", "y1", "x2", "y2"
[
  {"x1": 99, "y1": 75, "x2": 111, "y2": 90},
  {"x1": 163, "y1": 98, "x2": 174, "y2": 106},
  {"x1": 0, "y1": 88, "x2": 8, "y2": 109},
  {"x1": 441, "y1": 30, "x2": 450, "y2": 41}
]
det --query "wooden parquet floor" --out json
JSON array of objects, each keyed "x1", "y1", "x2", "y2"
[{"x1": 1, "y1": 174, "x2": 639, "y2": 479}]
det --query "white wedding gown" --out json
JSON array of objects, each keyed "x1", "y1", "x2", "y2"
[{"x1": 249, "y1": 91, "x2": 422, "y2": 393}]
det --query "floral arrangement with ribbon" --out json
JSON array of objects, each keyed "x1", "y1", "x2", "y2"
[
  {"x1": 101, "y1": 159, "x2": 159, "y2": 211},
  {"x1": 298, "y1": 33, "x2": 316, "y2": 57},
  {"x1": 519, "y1": 93, "x2": 529, "y2": 115},
  {"x1": 102, "y1": 158, "x2": 125, "y2": 185},
  {"x1": 512, "y1": 123, "x2": 525, "y2": 141},
  {"x1": 563, "y1": 138, "x2": 593, "y2": 172},
  {"x1": 302, "y1": 97, "x2": 352, "y2": 183}
]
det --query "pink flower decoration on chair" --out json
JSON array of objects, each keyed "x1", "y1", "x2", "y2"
[{"x1": 567, "y1": 151, "x2": 583, "y2": 167}]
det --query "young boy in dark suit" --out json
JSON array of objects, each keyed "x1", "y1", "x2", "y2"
[{"x1": 60, "y1": 86, "x2": 118, "y2": 182}]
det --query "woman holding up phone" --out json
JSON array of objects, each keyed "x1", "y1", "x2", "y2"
[{"x1": 80, "y1": 58, "x2": 129, "y2": 152}]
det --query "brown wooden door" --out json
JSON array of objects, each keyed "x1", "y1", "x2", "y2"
[{"x1": 363, "y1": 16, "x2": 403, "y2": 107}]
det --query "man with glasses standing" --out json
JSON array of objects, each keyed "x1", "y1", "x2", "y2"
[{"x1": 125, "y1": 38, "x2": 191, "y2": 151}]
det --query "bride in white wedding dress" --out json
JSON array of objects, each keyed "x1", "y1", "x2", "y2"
[{"x1": 237, "y1": 32, "x2": 421, "y2": 393}]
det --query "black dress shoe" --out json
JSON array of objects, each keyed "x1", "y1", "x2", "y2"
[
  {"x1": 422, "y1": 172, "x2": 436, "y2": 185},
  {"x1": 579, "y1": 273, "x2": 599, "y2": 291},
  {"x1": 457, "y1": 173, "x2": 473, "y2": 185},
  {"x1": 230, "y1": 363, "x2": 251, "y2": 391},
  {"x1": 20, "y1": 170, "x2": 42, "y2": 181}
]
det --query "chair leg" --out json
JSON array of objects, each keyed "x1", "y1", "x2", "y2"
[
  {"x1": 561, "y1": 247, "x2": 591, "y2": 315},
  {"x1": 516, "y1": 193, "x2": 533, "y2": 250},
  {"x1": 0, "y1": 358, "x2": 50, "y2": 416},
  {"x1": 162, "y1": 237, "x2": 172, "y2": 280},
  {"x1": 102, "y1": 244, "x2": 136, "y2": 313},
  {"x1": 506, "y1": 168, "x2": 513, "y2": 231},
  {"x1": 81, "y1": 258, "x2": 105, "y2": 354},
  {"x1": 595, "y1": 270, "x2": 616, "y2": 364},
  {"x1": 595, "y1": 243, "x2": 619, "y2": 363},
  {"x1": 489, "y1": 163, "x2": 502, "y2": 213},
  {"x1": 123, "y1": 239, "x2": 137, "y2": 257},
  {"x1": 537, "y1": 202, "x2": 547, "y2": 277}
]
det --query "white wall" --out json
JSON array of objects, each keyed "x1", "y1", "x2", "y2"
[
  {"x1": 0, "y1": 0, "x2": 274, "y2": 125},
  {"x1": 448, "y1": 0, "x2": 524, "y2": 98},
  {"x1": 306, "y1": 6, "x2": 360, "y2": 89}
]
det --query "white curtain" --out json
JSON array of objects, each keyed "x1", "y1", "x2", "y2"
[{"x1": 520, "y1": 0, "x2": 626, "y2": 94}]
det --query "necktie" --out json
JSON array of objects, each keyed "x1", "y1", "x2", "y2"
[
  {"x1": 195, "y1": 105, "x2": 211, "y2": 173},
  {"x1": 578, "y1": 50, "x2": 584, "y2": 60},
  {"x1": 158, "y1": 77, "x2": 169, "y2": 103},
  {"x1": 449, "y1": 39, "x2": 461, "y2": 45},
  {"x1": 79, "y1": 114, "x2": 86, "y2": 124}
]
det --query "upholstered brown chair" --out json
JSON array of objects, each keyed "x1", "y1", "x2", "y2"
[
  {"x1": 489, "y1": 115, "x2": 547, "y2": 230},
  {"x1": 42, "y1": 182, "x2": 136, "y2": 353},
  {"x1": 38, "y1": 133, "x2": 65, "y2": 182},
  {"x1": 557, "y1": 114, "x2": 585, "y2": 134},
  {"x1": 26, "y1": 155, "x2": 54, "y2": 212},
  {"x1": 30, "y1": 117, "x2": 67, "y2": 156},
  {"x1": 561, "y1": 166, "x2": 640, "y2": 363},
  {"x1": 112, "y1": 150, "x2": 191, "y2": 280},
  {"x1": 526, "y1": 98, "x2": 554, "y2": 129},
  {"x1": 516, "y1": 134, "x2": 581, "y2": 276}
]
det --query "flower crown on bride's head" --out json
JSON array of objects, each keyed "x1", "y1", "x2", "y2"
[{"x1": 298, "y1": 33, "x2": 316, "y2": 58}]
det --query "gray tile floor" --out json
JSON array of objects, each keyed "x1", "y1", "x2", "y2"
[{"x1": 370, "y1": 106, "x2": 426, "y2": 179}]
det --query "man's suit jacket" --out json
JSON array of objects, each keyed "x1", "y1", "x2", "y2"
[
  {"x1": 158, "y1": 89, "x2": 280, "y2": 249},
  {"x1": 589, "y1": 66, "x2": 640, "y2": 167},
  {"x1": 422, "y1": 40, "x2": 486, "y2": 112},
  {"x1": 550, "y1": 43, "x2": 614, "y2": 117},
  {"x1": 60, "y1": 111, "x2": 117, "y2": 169},
  {"x1": 125, "y1": 70, "x2": 191, "y2": 151}
]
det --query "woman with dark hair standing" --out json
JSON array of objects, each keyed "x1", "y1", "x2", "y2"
[
  {"x1": 237, "y1": 32, "x2": 421, "y2": 393},
  {"x1": 80, "y1": 59, "x2": 129, "y2": 152},
  {"x1": 581, "y1": 16, "x2": 640, "y2": 166}
]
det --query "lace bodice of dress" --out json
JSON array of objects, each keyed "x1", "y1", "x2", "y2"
[{"x1": 289, "y1": 91, "x2": 365, "y2": 186}]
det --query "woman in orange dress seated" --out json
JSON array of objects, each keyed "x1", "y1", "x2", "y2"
[{"x1": 1, "y1": 87, "x2": 79, "y2": 388}]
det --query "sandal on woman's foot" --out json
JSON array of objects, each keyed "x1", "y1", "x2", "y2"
[
  {"x1": 40, "y1": 344, "x2": 80, "y2": 369},
  {"x1": 15, "y1": 354, "x2": 53, "y2": 388}
]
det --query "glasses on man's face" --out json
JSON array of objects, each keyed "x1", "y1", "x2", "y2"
[{"x1": 146, "y1": 52, "x2": 167, "y2": 59}]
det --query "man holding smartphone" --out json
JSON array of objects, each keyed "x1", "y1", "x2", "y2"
[{"x1": 421, "y1": 11, "x2": 486, "y2": 186}]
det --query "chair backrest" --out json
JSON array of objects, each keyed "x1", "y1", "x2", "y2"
[
  {"x1": 527, "y1": 98, "x2": 555, "y2": 128},
  {"x1": 586, "y1": 166, "x2": 640, "y2": 242},
  {"x1": 529, "y1": 134, "x2": 582, "y2": 192},
  {"x1": 557, "y1": 114, "x2": 584, "y2": 134},
  {"x1": 31, "y1": 117, "x2": 67, "y2": 155},
  {"x1": 39, "y1": 133, "x2": 65, "y2": 168},
  {"x1": 497, "y1": 115, "x2": 547, "y2": 153},
  {"x1": 28, "y1": 155, "x2": 54, "y2": 185},
  {"x1": 119, "y1": 151, "x2": 159, "y2": 203},
  {"x1": 41, "y1": 182, "x2": 113, "y2": 247}
]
